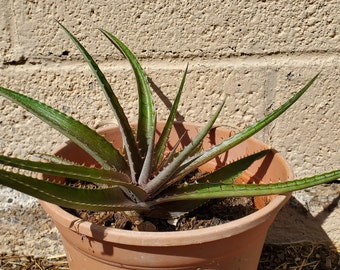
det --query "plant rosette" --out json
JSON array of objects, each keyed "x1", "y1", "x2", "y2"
[{"x1": 40, "y1": 122, "x2": 292, "y2": 269}]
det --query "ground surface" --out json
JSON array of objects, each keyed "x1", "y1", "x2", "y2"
[
  {"x1": 0, "y1": 183, "x2": 339, "y2": 269},
  {"x1": 1, "y1": 242, "x2": 339, "y2": 269}
]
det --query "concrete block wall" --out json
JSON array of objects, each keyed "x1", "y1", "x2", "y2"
[{"x1": 0, "y1": 0, "x2": 339, "y2": 253}]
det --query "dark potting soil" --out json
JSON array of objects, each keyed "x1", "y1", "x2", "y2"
[{"x1": 66, "y1": 196, "x2": 257, "y2": 232}]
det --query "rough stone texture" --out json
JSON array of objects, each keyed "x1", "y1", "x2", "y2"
[
  {"x1": 0, "y1": 0, "x2": 339, "y2": 256},
  {"x1": 1, "y1": 1, "x2": 339, "y2": 62},
  {"x1": 0, "y1": 187, "x2": 64, "y2": 257}
]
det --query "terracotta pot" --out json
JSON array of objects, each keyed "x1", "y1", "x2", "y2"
[{"x1": 40, "y1": 122, "x2": 293, "y2": 270}]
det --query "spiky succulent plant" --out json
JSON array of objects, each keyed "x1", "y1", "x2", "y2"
[{"x1": 0, "y1": 23, "x2": 339, "y2": 220}]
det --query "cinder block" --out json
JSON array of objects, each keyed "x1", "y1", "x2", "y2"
[{"x1": 1, "y1": 1, "x2": 339, "y2": 63}]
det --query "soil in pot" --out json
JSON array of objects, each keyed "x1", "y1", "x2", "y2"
[{"x1": 65, "y1": 196, "x2": 258, "y2": 232}]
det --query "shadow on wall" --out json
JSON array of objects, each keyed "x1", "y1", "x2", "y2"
[
  {"x1": 148, "y1": 77, "x2": 185, "y2": 122},
  {"x1": 266, "y1": 195, "x2": 339, "y2": 245}
]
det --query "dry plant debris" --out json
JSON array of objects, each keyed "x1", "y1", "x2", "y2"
[
  {"x1": 1, "y1": 242, "x2": 338, "y2": 269},
  {"x1": 0, "y1": 254, "x2": 68, "y2": 270},
  {"x1": 259, "y1": 242, "x2": 339, "y2": 270}
]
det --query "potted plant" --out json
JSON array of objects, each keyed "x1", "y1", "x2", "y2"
[{"x1": 0, "y1": 23, "x2": 339, "y2": 270}]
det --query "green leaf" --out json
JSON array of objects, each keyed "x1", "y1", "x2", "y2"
[
  {"x1": 153, "y1": 169, "x2": 340, "y2": 203},
  {"x1": 153, "y1": 65, "x2": 188, "y2": 169},
  {"x1": 137, "y1": 114, "x2": 156, "y2": 186},
  {"x1": 0, "y1": 155, "x2": 148, "y2": 201},
  {"x1": 177, "y1": 74, "x2": 319, "y2": 177},
  {"x1": 195, "y1": 149, "x2": 271, "y2": 184},
  {"x1": 57, "y1": 22, "x2": 141, "y2": 181},
  {"x1": 100, "y1": 29, "x2": 156, "y2": 164},
  {"x1": 34, "y1": 153, "x2": 76, "y2": 165},
  {"x1": 0, "y1": 169, "x2": 149, "y2": 212},
  {"x1": 0, "y1": 86, "x2": 128, "y2": 172}
]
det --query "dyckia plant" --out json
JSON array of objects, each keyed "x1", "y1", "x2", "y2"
[{"x1": 0, "y1": 23, "x2": 339, "y2": 220}]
